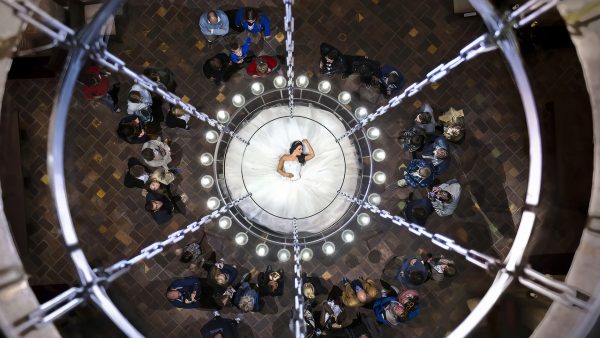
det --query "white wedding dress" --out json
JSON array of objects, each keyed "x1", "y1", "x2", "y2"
[{"x1": 223, "y1": 105, "x2": 360, "y2": 234}]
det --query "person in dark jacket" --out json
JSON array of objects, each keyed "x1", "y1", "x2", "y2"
[
  {"x1": 203, "y1": 53, "x2": 238, "y2": 86},
  {"x1": 117, "y1": 115, "x2": 149, "y2": 144},
  {"x1": 400, "y1": 159, "x2": 435, "y2": 188},
  {"x1": 417, "y1": 136, "x2": 451, "y2": 175},
  {"x1": 143, "y1": 66, "x2": 177, "y2": 93},
  {"x1": 123, "y1": 157, "x2": 151, "y2": 189},
  {"x1": 166, "y1": 276, "x2": 202, "y2": 308},
  {"x1": 319, "y1": 42, "x2": 354, "y2": 77},
  {"x1": 397, "y1": 127, "x2": 427, "y2": 153},
  {"x1": 165, "y1": 106, "x2": 190, "y2": 129},
  {"x1": 344, "y1": 313, "x2": 382, "y2": 338},
  {"x1": 375, "y1": 64, "x2": 405, "y2": 98},
  {"x1": 201, "y1": 312, "x2": 240, "y2": 338},
  {"x1": 257, "y1": 265, "x2": 284, "y2": 297},
  {"x1": 302, "y1": 273, "x2": 328, "y2": 307},
  {"x1": 233, "y1": 282, "x2": 263, "y2": 313},
  {"x1": 145, "y1": 191, "x2": 177, "y2": 224},
  {"x1": 404, "y1": 197, "x2": 434, "y2": 226},
  {"x1": 395, "y1": 257, "x2": 429, "y2": 288}
]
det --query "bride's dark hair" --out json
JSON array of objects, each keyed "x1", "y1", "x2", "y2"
[{"x1": 289, "y1": 140, "x2": 306, "y2": 164}]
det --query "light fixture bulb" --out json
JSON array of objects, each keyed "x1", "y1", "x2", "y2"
[
  {"x1": 205, "y1": 130, "x2": 219, "y2": 143},
  {"x1": 338, "y1": 91, "x2": 351, "y2": 104},
  {"x1": 367, "y1": 127, "x2": 380, "y2": 140},
  {"x1": 232, "y1": 94, "x2": 245, "y2": 107},
  {"x1": 207, "y1": 197, "x2": 220, "y2": 210},
  {"x1": 256, "y1": 243, "x2": 269, "y2": 257},
  {"x1": 235, "y1": 232, "x2": 248, "y2": 245},
  {"x1": 372, "y1": 149, "x2": 386, "y2": 162},
  {"x1": 368, "y1": 193, "x2": 381, "y2": 206},
  {"x1": 357, "y1": 213, "x2": 371, "y2": 226},
  {"x1": 300, "y1": 247, "x2": 313, "y2": 261},
  {"x1": 355, "y1": 107, "x2": 368, "y2": 120},
  {"x1": 322, "y1": 241, "x2": 336, "y2": 255},
  {"x1": 200, "y1": 175, "x2": 214, "y2": 189},
  {"x1": 218, "y1": 216, "x2": 232, "y2": 229},
  {"x1": 216, "y1": 110, "x2": 230, "y2": 123},
  {"x1": 199, "y1": 153, "x2": 213, "y2": 166},
  {"x1": 373, "y1": 171, "x2": 386, "y2": 184},
  {"x1": 318, "y1": 80, "x2": 332, "y2": 93},
  {"x1": 273, "y1": 76, "x2": 287, "y2": 88},
  {"x1": 277, "y1": 248, "x2": 291, "y2": 262},
  {"x1": 295, "y1": 75, "x2": 309, "y2": 88},
  {"x1": 342, "y1": 230, "x2": 355, "y2": 243},
  {"x1": 251, "y1": 82, "x2": 264, "y2": 95}
]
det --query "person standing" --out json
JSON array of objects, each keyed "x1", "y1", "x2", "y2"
[
  {"x1": 234, "y1": 7, "x2": 271, "y2": 41},
  {"x1": 418, "y1": 136, "x2": 451, "y2": 175},
  {"x1": 141, "y1": 137, "x2": 172, "y2": 170},
  {"x1": 229, "y1": 37, "x2": 253, "y2": 65},
  {"x1": 201, "y1": 312, "x2": 241, "y2": 338},
  {"x1": 429, "y1": 179, "x2": 462, "y2": 217},
  {"x1": 199, "y1": 10, "x2": 230, "y2": 44},
  {"x1": 79, "y1": 62, "x2": 120, "y2": 113},
  {"x1": 166, "y1": 277, "x2": 202, "y2": 308}
]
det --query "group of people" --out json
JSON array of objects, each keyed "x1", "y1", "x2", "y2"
[
  {"x1": 165, "y1": 239, "x2": 457, "y2": 337},
  {"x1": 200, "y1": 7, "x2": 281, "y2": 86},
  {"x1": 79, "y1": 55, "x2": 191, "y2": 225},
  {"x1": 76, "y1": 4, "x2": 471, "y2": 337},
  {"x1": 395, "y1": 103, "x2": 467, "y2": 226}
]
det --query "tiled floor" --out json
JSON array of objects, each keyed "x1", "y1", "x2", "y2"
[{"x1": 2, "y1": 0, "x2": 593, "y2": 337}]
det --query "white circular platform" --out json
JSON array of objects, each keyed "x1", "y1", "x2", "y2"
[{"x1": 224, "y1": 105, "x2": 360, "y2": 234}]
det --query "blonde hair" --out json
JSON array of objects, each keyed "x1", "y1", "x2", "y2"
[
  {"x1": 210, "y1": 267, "x2": 228, "y2": 285},
  {"x1": 239, "y1": 295, "x2": 254, "y2": 312},
  {"x1": 342, "y1": 283, "x2": 361, "y2": 307},
  {"x1": 303, "y1": 283, "x2": 315, "y2": 299},
  {"x1": 363, "y1": 278, "x2": 379, "y2": 300},
  {"x1": 171, "y1": 106, "x2": 186, "y2": 117}
]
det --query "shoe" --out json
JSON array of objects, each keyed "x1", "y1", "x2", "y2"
[
  {"x1": 113, "y1": 106, "x2": 121, "y2": 113},
  {"x1": 341, "y1": 276, "x2": 350, "y2": 285},
  {"x1": 234, "y1": 313, "x2": 244, "y2": 323},
  {"x1": 212, "y1": 310, "x2": 221, "y2": 317},
  {"x1": 397, "y1": 179, "x2": 408, "y2": 187},
  {"x1": 169, "y1": 167, "x2": 181, "y2": 175},
  {"x1": 180, "y1": 193, "x2": 189, "y2": 203}
]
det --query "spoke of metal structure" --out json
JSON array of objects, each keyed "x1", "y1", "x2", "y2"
[
  {"x1": 284, "y1": 0, "x2": 295, "y2": 118},
  {"x1": 0, "y1": 0, "x2": 250, "y2": 145},
  {"x1": 336, "y1": 191, "x2": 591, "y2": 308},
  {"x1": 290, "y1": 218, "x2": 306, "y2": 338}
]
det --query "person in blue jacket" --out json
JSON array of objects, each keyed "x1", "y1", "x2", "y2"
[
  {"x1": 234, "y1": 7, "x2": 271, "y2": 39},
  {"x1": 233, "y1": 282, "x2": 263, "y2": 313},
  {"x1": 165, "y1": 276, "x2": 202, "y2": 308},
  {"x1": 229, "y1": 37, "x2": 253, "y2": 64},
  {"x1": 400, "y1": 159, "x2": 435, "y2": 188}
]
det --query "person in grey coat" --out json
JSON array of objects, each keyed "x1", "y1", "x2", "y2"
[
  {"x1": 428, "y1": 179, "x2": 462, "y2": 216},
  {"x1": 199, "y1": 10, "x2": 229, "y2": 43}
]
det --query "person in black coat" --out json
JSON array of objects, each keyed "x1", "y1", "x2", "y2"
[
  {"x1": 117, "y1": 115, "x2": 149, "y2": 144},
  {"x1": 123, "y1": 157, "x2": 150, "y2": 188},
  {"x1": 200, "y1": 313, "x2": 240, "y2": 338},
  {"x1": 165, "y1": 106, "x2": 190, "y2": 129},
  {"x1": 257, "y1": 265, "x2": 284, "y2": 297},
  {"x1": 203, "y1": 53, "x2": 239, "y2": 86},
  {"x1": 145, "y1": 191, "x2": 177, "y2": 224},
  {"x1": 319, "y1": 42, "x2": 372, "y2": 78}
]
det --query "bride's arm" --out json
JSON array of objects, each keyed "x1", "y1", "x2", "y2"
[
  {"x1": 303, "y1": 139, "x2": 315, "y2": 161},
  {"x1": 277, "y1": 156, "x2": 292, "y2": 177}
]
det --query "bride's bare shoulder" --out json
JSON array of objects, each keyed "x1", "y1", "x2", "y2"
[{"x1": 279, "y1": 154, "x2": 292, "y2": 161}]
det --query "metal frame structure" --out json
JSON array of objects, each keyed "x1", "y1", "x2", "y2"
[{"x1": 0, "y1": 0, "x2": 594, "y2": 338}]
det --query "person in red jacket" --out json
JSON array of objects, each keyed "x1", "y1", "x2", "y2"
[
  {"x1": 79, "y1": 62, "x2": 121, "y2": 113},
  {"x1": 246, "y1": 55, "x2": 279, "y2": 78}
]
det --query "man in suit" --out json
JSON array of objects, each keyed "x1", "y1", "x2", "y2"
[
  {"x1": 166, "y1": 276, "x2": 202, "y2": 309},
  {"x1": 123, "y1": 157, "x2": 150, "y2": 188}
]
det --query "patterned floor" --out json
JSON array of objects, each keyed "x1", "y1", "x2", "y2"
[{"x1": 2, "y1": 0, "x2": 593, "y2": 337}]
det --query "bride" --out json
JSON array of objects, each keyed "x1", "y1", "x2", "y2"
[{"x1": 277, "y1": 139, "x2": 315, "y2": 180}]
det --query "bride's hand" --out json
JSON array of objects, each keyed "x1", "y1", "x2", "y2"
[
  {"x1": 286, "y1": 173, "x2": 294, "y2": 178},
  {"x1": 302, "y1": 138, "x2": 309, "y2": 143}
]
